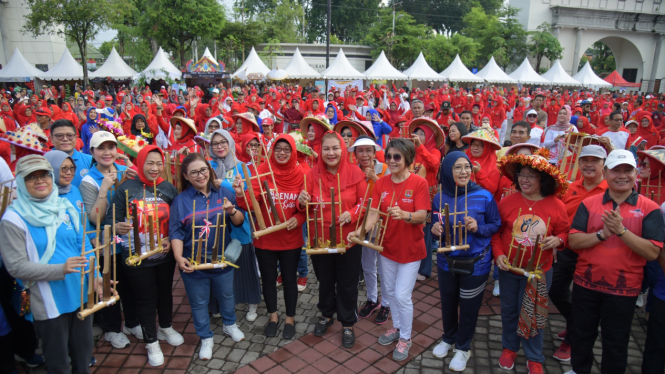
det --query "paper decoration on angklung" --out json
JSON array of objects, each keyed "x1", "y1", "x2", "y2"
[
  {"x1": 163, "y1": 151, "x2": 182, "y2": 190},
  {"x1": 304, "y1": 174, "x2": 349, "y2": 255},
  {"x1": 502, "y1": 209, "x2": 550, "y2": 281},
  {"x1": 557, "y1": 132, "x2": 587, "y2": 182},
  {"x1": 77, "y1": 206, "x2": 120, "y2": 319},
  {"x1": 125, "y1": 184, "x2": 164, "y2": 266},
  {"x1": 188, "y1": 200, "x2": 240, "y2": 271},
  {"x1": 348, "y1": 184, "x2": 394, "y2": 253},
  {"x1": 436, "y1": 183, "x2": 470, "y2": 253},
  {"x1": 637, "y1": 148, "x2": 665, "y2": 204},
  {"x1": 0, "y1": 178, "x2": 15, "y2": 218}
]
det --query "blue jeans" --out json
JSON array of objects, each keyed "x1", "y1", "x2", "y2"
[
  {"x1": 418, "y1": 222, "x2": 434, "y2": 277},
  {"x1": 181, "y1": 270, "x2": 236, "y2": 339},
  {"x1": 498, "y1": 268, "x2": 553, "y2": 364},
  {"x1": 642, "y1": 260, "x2": 661, "y2": 312}
]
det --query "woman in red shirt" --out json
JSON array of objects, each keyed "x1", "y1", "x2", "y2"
[
  {"x1": 297, "y1": 132, "x2": 366, "y2": 348},
  {"x1": 171, "y1": 117, "x2": 200, "y2": 158},
  {"x1": 463, "y1": 127, "x2": 502, "y2": 196},
  {"x1": 234, "y1": 134, "x2": 306, "y2": 340},
  {"x1": 491, "y1": 154, "x2": 570, "y2": 373}
]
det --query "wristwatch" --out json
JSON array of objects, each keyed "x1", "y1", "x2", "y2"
[
  {"x1": 596, "y1": 230, "x2": 607, "y2": 241},
  {"x1": 617, "y1": 227, "x2": 627, "y2": 237}
]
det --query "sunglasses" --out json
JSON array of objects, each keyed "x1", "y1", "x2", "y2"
[{"x1": 385, "y1": 153, "x2": 402, "y2": 162}]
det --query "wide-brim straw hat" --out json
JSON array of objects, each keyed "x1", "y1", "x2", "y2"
[
  {"x1": 0, "y1": 123, "x2": 49, "y2": 154},
  {"x1": 408, "y1": 118, "x2": 445, "y2": 148},
  {"x1": 170, "y1": 116, "x2": 197, "y2": 134},
  {"x1": 637, "y1": 149, "x2": 665, "y2": 172},
  {"x1": 334, "y1": 120, "x2": 371, "y2": 140},
  {"x1": 462, "y1": 125, "x2": 502, "y2": 151},
  {"x1": 299, "y1": 114, "x2": 332, "y2": 135},
  {"x1": 497, "y1": 154, "x2": 569, "y2": 198},
  {"x1": 231, "y1": 112, "x2": 261, "y2": 132}
]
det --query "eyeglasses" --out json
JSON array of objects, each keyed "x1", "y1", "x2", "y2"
[
  {"x1": 452, "y1": 165, "x2": 472, "y2": 174},
  {"x1": 470, "y1": 142, "x2": 484, "y2": 149},
  {"x1": 60, "y1": 166, "x2": 77, "y2": 174},
  {"x1": 273, "y1": 146, "x2": 292, "y2": 154},
  {"x1": 248, "y1": 142, "x2": 261, "y2": 149},
  {"x1": 516, "y1": 173, "x2": 539, "y2": 181},
  {"x1": 341, "y1": 132, "x2": 353, "y2": 138},
  {"x1": 211, "y1": 140, "x2": 228, "y2": 149},
  {"x1": 641, "y1": 161, "x2": 651, "y2": 168},
  {"x1": 385, "y1": 153, "x2": 402, "y2": 162},
  {"x1": 25, "y1": 172, "x2": 52, "y2": 183},
  {"x1": 527, "y1": 114, "x2": 538, "y2": 117},
  {"x1": 188, "y1": 167, "x2": 209, "y2": 178},
  {"x1": 53, "y1": 133, "x2": 76, "y2": 141}
]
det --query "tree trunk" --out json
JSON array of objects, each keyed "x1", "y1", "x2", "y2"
[
  {"x1": 150, "y1": 39, "x2": 159, "y2": 55},
  {"x1": 76, "y1": 38, "x2": 89, "y2": 87},
  {"x1": 535, "y1": 54, "x2": 542, "y2": 73},
  {"x1": 179, "y1": 39, "x2": 186, "y2": 69}
]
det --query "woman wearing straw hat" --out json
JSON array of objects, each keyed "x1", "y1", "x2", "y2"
[{"x1": 491, "y1": 154, "x2": 570, "y2": 374}]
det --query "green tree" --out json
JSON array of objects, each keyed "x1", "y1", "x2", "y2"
[
  {"x1": 528, "y1": 22, "x2": 564, "y2": 72},
  {"x1": 256, "y1": 0, "x2": 305, "y2": 43},
  {"x1": 99, "y1": 40, "x2": 115, "y2": 59},
  {"x1": 141, "y1": 0, "x2": 226, "y2": 68},
  {"x1": 363, "y1": 9, "x2": 431, "y2": 68},
  {"x1": 391, "y1": 0, "x2": 502, "y2": 34},
  {"x1": 579, "y1": 41, "x2": 615, "y2": 74},
  {"x1": 422, "y1": 34, "x2": 480, "y2": 72},
  {"x1": 306, "y1": 0, "x2": 382, "y2": 43},
  {"x1": 259, "y1": 38, "x2": 283, "y2": 69},
  {"x1": 217, "y1": 20, "x2": 266, "y2": 71},
  {"x1": 22, "y1": 0, "x2": 130, "y2": 84}
]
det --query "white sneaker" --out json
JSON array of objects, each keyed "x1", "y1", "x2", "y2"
[
  {"x1": 157, "y1": 326, "x2": 184, "y2": 346},
  {"x1": 416, "y1": 274, "x2": 426, "y2": 281},
  {"x1": 146, "y1": 341, "x2": 164, "y2": 366},
  {"x1": 432, "y1": 340, "x2": 453, "y2": 358},
  {"x1": 563, "y1": 371, "x2": 577, "y2": 374},
  {"x1": 636, "y1": 293, "x2": 645, "y2": 308},
  {"x1": 199, "y1": 337, "x2": 214, "y2": 360},
  {"x1": 123, "y1": 325, "x2": 143, "y2": 340},
  {"x1": 493, "y1": 281, "x2": 500, "y2": 297},
  {"x1": 449, "y1": 349, "x2": 471, "y2": 371},
  {"x1": 223, "y1": 323, "x2": 245, "y2": 342},
  {"x1": 104, "y1": 332, "x2": 130, "y2": 349},
  {"x1": 246, "y1": 304, "x2": 258, "y2": 322},
  {"x1": 212, "y1": 313, "x2": 221, "y2": 318}
]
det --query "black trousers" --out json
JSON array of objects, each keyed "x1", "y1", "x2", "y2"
[
  {"x1": 571, "y1": 284, "x2": 636, "y2": 374},
  {"x1": 643, "y1": 296, "x2": 665, "y2": 374},
  {"x1": 34, "y1": 311, "x2": 93, "y2": 374},
  {"x1": 123, "y1": 259, "x2": 176, "y2": 343},
  {"x1": 97, "y1": 253, "x2": 139, "y2": 333},
  {"x1": 437, "y1": 270, "x2": 487, "y2": 351},
  {"x1": 255, "y1": 247, "x2": 301, "y2": 316},
  {"x1": 548, "y1": 247, "x2": 578, "y2": 344},
  {"x1": 310, "y1": 244, "x2": 362, "y2": 327},
  {"x1": 0, "y1": 266, "x2": 38, "y2": 362}
]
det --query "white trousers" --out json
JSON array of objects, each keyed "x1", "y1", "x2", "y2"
[
  {"x1": 361, "y1": 246, "x2": 388, "y2": 307},
  {"x1": 378, "y1": 255, "x2": 420, "y2": 340}
]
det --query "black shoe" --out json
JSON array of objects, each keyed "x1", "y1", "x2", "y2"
[
  {"x1": 342, "y1": 328, "x2": 355, "y2": 348},
  {"x1": 283, "y1": 323, "x2": 296, "y2": 339},
  {"x1": 358, "y1": 300, "x2": 381, "y2": 319},
  {"x1": 313, "y1": 317, "x2": 334, "y2": 337},
  {"x1": 375, "y1": 306, "x2": 390, "y2": 325},
  {"x1": 264, "y1": 320, "x2": 279, "y2": 337},
  {"x1": 359, "y1": 273, "x2": 365, "y2": 283}
]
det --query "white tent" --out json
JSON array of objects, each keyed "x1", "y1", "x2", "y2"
[
  {"x1": 38, "y1": 48, "x2": 88, "y2": 80},
  {"x1": 402, "y1": 52, "x2": 445, "y2": 81},
  {"x1": 232, "y1": 47, "x2": 270, "y2": 80},
  {"x1": 475, "y1": 56, "x2": 516, "y2": 84},
  {"x1": 133, "y1": 47, "x2": 182, "y2": 83},
  {"x1": 540, "y1": 60, "x2": 580, "y2": 87},
  {"x1": 508, "y1": 58, "x2": 550, "y2": 85},
  {"x1": 362, "y1": 51, "x2": 407, "y2": 80},
  {"x1": 89, "y1": 47, "x2": 137, "y2": 80},
  {"x1": 572, "y1": 61, "x2": 612, "y2": 88},
  {"x1": 0, "y1": 48, "x2": 44, "y2": 82},
  {"x1": 283, "y1": 48, "x2": 321, "y2": 79},
  {"x1": 201, "y1": 47, "x2": 215, "y2": 60},
  {"x1": 322, "y1": 49, "x2": 365, "y2": 80},
  {"x1": 439, "y1": 55, "x2": 483, "y2": 83}
]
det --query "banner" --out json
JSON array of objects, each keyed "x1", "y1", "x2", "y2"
[
  {"x1": 328, "y1": 79, "x2": 364, "y2": 94},
  {"x1": 314, "y1": 80, "x2": 325, "y2": 93}
]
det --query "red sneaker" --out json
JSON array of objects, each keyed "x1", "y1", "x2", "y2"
[
  {"x1": 297, "y1": 277, "x2": 307, "y2": 292},
  {"x1": 526, "y1": 361, "x2": 543, "y2": 374},
  {"x1": 498, "y1": 349, "x2": 517, "y2": 370},
  {"x1": 276, "y1": 276, "x2": 283, "y2": 287},
  {"x1": 557, "y1": 329, "x2": 567, "y2": 340},
  {"x1": 553, "y1": 341, "x2": 571, "y2": 362}
]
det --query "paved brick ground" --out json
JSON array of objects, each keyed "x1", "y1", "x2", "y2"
[{"x1": 14, "y1": 253, "x2": 649, "y2": 374}]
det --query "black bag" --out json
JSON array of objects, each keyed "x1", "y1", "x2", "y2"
[{"x1": 445, "y1": 247, "x2": 489, "y2": 276}]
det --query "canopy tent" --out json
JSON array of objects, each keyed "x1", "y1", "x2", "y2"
[
  {"x1": 508, "y1": 58, "x2": 550, "y2": 85},
  {"x1": 0, "y1": 48, "x2": 44, "y2": 82},
  {"x1": 572, "y1": 61, "x2": 612, "y2": 88},
  {"x1": 474, "y1": 56, "x2": 516, "y2": 84},
  {"x1": 439, "y1": 55, "x2": 483, "y2": 83},
  {"x1": 322, "y1": 49, "x2": 366, "y2": 80},
  {"x1": 133, "y1": 47, "x2": 182, "y2": 83},
  {"x1": 232, "y1": 47, "x2": 270, "y2": 81},
  {"x1": 89, "y1": 47, "x2": 137, "y2": 80},
  {"x1": 282, "y1": 47, "x2": 321, "y2": 79},
  {"x1": 267, "y1": 68, "x2": 289, "y2": 81},
  {"x1": 362, "y1": 50, "x2": 407, "y2": 80},
  {"x1": 604, "y1": 70, "x2": 641, "y2": 87},
  {"x1": 38, "y1": 48, "x2": 88, "y2": 81},
  {"x1": 540, "y1": 60, "x2": 581, "y2": 86},
  {"x1": 402, "y1": 52, "x2": 444, "y2": 81}
]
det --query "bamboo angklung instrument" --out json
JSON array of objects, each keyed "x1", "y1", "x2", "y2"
[
  {"x1": 192, "y1": 204, "x2": 238, "y2": 270},
  {"x1": 348, "y1": 183, "x2": 393, "y2": 253},
  {"x1": 437, "y1": 184, "x2": 470, "y2": 252},
  {"x1": 305, "y1": 179, "x2": 347, "y2": 255},
  {"x1": 502, "y1": 208, "x2": 543, "y2": 281},
  {"x1": 125, "y1": 186, "x2": 164, "y2": 266}
]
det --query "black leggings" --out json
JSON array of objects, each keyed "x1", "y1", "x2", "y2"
[
  {"x1": 123, "y1": 259, "x2": 176, "y2": 343},
  {"x1": 98, "y1": 253, "x2": 139, "y2": 333},
  {"x1": 255, "y1": 247, "x2": 301, "y2": 317}
]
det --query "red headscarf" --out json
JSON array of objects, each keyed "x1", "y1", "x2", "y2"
[
  {"x1": 306, "y1": 121, "x2": 328, "y2": 158},
  {"x1": 310, "y1": 131, "x2": 364, "y2": 191},
  {"x1": 637, "y1": 111, "x2": 661, "y2": 149},
  {"x1": 465, "y1": 139, "x2": 498, "y2": 179},
  {"x1": 414, "y1": 125, "x2": 437, "y2": 152},
  {"x1": 252, "y1": 134, "x2": 305, "y2": 193},
  {"x1": 575, "y1": 116, "x2": 595, "y2": 135},
  {"x1": 238, "y1": 133, "x2": 260, "y2": 163},
  {"x1": 174, "y1": 118, "x2": 195, "y2": 146},
  {"x1": 136, "y1": 145, "x2": 165, "y2": 187},
  {"x1": 196, "y1": 104, "x2": 213, "y2": 132}
]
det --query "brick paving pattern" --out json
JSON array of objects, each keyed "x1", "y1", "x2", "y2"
[{"x1": 14, "y1": 253, "x2": 649, "y2": 374}]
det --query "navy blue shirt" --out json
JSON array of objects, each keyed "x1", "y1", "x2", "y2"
[{"x1": 169, "y1": 184, "x2": 248, "y2": 278}]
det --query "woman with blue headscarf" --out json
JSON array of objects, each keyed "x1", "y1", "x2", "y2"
[
  {"x1": 80, "y1": 108, "x2": 99, "y2": 154},
  {"x1": 366, "y1": 109, "x2": 392, "y2": 147},
  {"x1": 325, "y1": 103, "x2": 339, "y2": 125},
  {"x1": 430, "y1": 151, "x2": 501, "y2": 372},
  {"x1": 0, "y1": 155, "x2": 113, "y2": 374}
]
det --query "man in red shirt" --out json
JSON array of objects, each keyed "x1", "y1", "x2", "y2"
[
  {"x1": 569, "y1": 150, "x2": 664, "y2": 374},
  {"x1": 435, "y1": 101, "x2": 459, "y2": 131}
]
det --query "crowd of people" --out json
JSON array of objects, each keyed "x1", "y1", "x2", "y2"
[{"x1": 0, "y1": 79, "x2": 664, "y2": 374}]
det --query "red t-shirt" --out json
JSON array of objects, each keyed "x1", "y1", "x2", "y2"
[
  {"x1": 491, "y1": 193, "x2": 570, "y2": 273},
  {"x1": 371, "y1": 174, "x2": 430, "y2": 264}
]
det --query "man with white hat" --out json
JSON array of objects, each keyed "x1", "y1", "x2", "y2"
[
  {"x1": 525, "y1": 109, "x2": 543, "y2": 146},
  {"x1": 568, "y1": 149, "x2": 664, "y2": 374}
]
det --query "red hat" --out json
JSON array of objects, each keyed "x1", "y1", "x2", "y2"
[
  {"x1": 423, "y1": 104, "x2": 435, "y2": 112},
  {"x1": 248, "y1": 103, "x2": 261, "y2": 112},
  {"x1": 105, "y1": 95, "x2": 113, "y2": 101},
  {"x1": 34, "y1": 108, "x2": 51, "y2": 118},
  {"x1": 262, "y1": 118, "x2": 274, "y2": 126}
]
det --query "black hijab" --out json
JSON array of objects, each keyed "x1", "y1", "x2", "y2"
[
  {"x1": 131, "y1": 114, "x2": 153, "y2": 144},
  {"x1": 439, "y1": 151, "x2": 482, "y2": 197}
]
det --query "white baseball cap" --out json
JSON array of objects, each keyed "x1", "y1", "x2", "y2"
[
  {"x1": 89, "y1": 131, "x2": 118, "y2": 151},
  {"x1": 212, "y1": 88, "x2": 219, "y2": 93},
  {"x1": 348, "y1": 137, "x2": 381, "y2": 152},
  {"x1": 579, "y1": 145, "x2": 607, "y2": 159},
  {"x1": 526, "y1": 109, "x2": 538, "y2": 116},
  {"x1": 604, "y1": 149, "x2": 636, "y2": 169}
]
